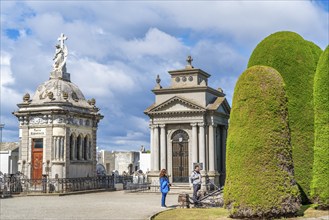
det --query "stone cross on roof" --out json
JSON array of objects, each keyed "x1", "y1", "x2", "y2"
[
  {"x1": 186, "y1": 55, "x2": 194, "y2": 69},
  {"x1": 57, "y1": 33, "x2": 68, "y2": 49}
]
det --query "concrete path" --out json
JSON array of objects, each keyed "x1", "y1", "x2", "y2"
[{"x1": 0, "y1": 191, "x2": 177, "y2": 220}]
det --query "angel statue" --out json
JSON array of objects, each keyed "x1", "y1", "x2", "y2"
[{"x1": 52, "y1": 33, "x2": 68, "y2": 73}]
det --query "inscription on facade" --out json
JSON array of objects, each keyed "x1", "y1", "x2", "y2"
[{"x1": 29, "y1": 128, "x2": 46, "y2": 136}]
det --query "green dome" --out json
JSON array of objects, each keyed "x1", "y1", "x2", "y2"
[
  {"x1": 311, "y1": 46, "x2": 329, "y2": 209},
  {"x1": 224, "y1": 65, "x2": 300, "y2": 218},
  {"x1": 248, "y1": 31, "x2": 322, "y2": 203}
]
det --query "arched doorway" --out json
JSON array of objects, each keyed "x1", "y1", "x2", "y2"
[{"x1": 172, "y1": 130, "x2": 189, "y2": 183}]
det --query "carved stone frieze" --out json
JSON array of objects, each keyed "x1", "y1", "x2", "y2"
[{"x1": 29, "y1": 116, "x2": 47, "y2": 125}]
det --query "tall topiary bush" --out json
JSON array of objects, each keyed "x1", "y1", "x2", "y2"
[
  {"x1": 248, "y1": 31, "x2": 322, "y2": 203},
  {"x1": 224, "y1": 65, "x2": 300, "y2": 218},
  {"x1": 311, "y1": 46, "x2": 329, "y2": 209}
]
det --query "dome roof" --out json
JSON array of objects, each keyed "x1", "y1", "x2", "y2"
[{"x1": 31, "y1": 78, "x2": 91, "y2": 108}]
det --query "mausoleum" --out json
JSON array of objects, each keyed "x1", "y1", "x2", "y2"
[
  {"x1": 13, "y1": 34, "x2": 103, "y2": 179},
  {"x1": 144, "y1": 56, "x2": 230, "y2": 188}
]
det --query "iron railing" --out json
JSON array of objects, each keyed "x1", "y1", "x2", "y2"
[{"x1": 0, "y1": 172, "x2": 135, "y2": 196}]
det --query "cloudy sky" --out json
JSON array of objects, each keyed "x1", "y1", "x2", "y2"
[{"x1": 1, "y1": 1, "x2": 328, "y2": 151}]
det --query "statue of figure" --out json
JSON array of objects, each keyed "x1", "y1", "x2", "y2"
[{"x1": 52, "y1": 33, "x2": 68, "y2": 73}]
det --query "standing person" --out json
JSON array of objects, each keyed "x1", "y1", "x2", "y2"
[
  {"x1": 190, "y1": 164, "x2": 202, "y2": 206},
  {"x1": 159, "y1": 169, "x2": 171, "y2": 208}
]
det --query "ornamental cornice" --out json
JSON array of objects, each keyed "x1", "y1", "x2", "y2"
[
  {"x1": 152, "y1": 86, "x2": 225, "y2": 97},
  {"x1": 147, "y1": 110, "x2": 205, "y2": 116}
]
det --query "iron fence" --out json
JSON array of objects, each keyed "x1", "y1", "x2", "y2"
[{"x1": 0, "y1": 172, "x2": 121, "y2": 196}]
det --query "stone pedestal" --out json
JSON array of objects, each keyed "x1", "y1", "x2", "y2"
[{"x1": 147, "y1": 171, "x2": 160, "y2": 186}]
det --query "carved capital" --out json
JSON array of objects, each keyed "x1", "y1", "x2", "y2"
[
  {"x1": 190, "y1": 123, "x2": 198, "y2": 127},
  {"x1": 159, "y1": 124, "x2": 166, "y2": 128},
  {"x1": 197, "y1": 122, "x2": 205, "y2": 127}
]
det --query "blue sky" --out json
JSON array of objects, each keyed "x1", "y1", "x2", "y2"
[{"x1": 1, "y1": 1, "x2": 328, "y2": 151}]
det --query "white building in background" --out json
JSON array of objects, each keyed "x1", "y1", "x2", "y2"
[
  {"x1": 144, "y1": 56, "x2": 230, "y2": 187},
  {"x1": 98, "y1": 150, "x2": 140, "y2": 175},
  {"x1": 139, "y1": 146, "x2": 151, "y2": 173},
  {"x1": 98, "y1": 146, "x2": 151, "y2": 175},
  {"x1": 0, "y1": 142, "x2": 19, "y2": 174},
  {"x1": 12, "y1": 34, "x2": 103, "y2": 179}
]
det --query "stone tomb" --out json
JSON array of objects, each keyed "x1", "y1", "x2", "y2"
[
  {"x1": 13, "y1": 34, "x2": 103, "y2": 179},
  {"x1": 144, "y1": 56, "x2": 230, "y2": 189}
]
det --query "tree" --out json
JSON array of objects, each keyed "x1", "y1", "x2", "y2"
[
  {"x1": 224, "y1": 65, "x2": 300, "y2": 218},
  {"x1": 248, "y1": 31, "x2": 322, "y2": 203},
  {"x1": 311, "y1": 46, "x2": 329, "y2": 209}
]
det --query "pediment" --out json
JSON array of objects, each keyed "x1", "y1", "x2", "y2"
[
  {"x1": 207, "y1": 97, "x2": 231, "y2": 115},
  {"x1": 146, "y1": 96, "x2": 205, "y2": 114}
]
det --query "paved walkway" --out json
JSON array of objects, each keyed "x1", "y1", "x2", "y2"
[{"x1": 0, "y1": 191, "x2": 177, "y2": 220}]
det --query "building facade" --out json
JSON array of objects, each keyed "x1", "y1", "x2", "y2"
[
  {"x1": 0, "y1": 142, "x2": 19, "y2": 174},
  {"x1": 144, "y1": 57, "x2": 230, "y2": 187},
  {"x1": 13, "y1": 34, "x2": 103, "y2": 179}
]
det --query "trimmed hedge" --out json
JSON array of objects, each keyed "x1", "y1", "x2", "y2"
[
  {"x1": 311, "y1": 46, "x2": 329, "y2": 209},
  {"x1": 224, "y1": 66, "x2": 300, "y2": 218},
  {"x1": 248, "y1": 31, "x2": 322, "y2": 203}
]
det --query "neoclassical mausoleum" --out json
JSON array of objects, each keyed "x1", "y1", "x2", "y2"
[
  {"x1": 145, "y1": 57, "x2": 230, "y2": 187},
  {"x1": 13, "y1": 34, "x2": 103, "y2": 179}
]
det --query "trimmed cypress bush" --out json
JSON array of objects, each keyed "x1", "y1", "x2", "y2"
[
  {"x1": 248, "y1": 31, "x2": 322, "y2": 203},
  {"x1": 224, "y1": 65, "x2": 300, "y2": 218},
  {"x1": 311, "y1": 46, "x2": 329, "y2": 209}
]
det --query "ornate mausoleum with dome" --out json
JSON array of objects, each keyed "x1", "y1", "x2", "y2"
[
  {"x1": 144, "y1": 56, "x2": 230, "y2": 188},
  {"x1": 13, "y1": 34, "x2": 103, "y2": 179}
]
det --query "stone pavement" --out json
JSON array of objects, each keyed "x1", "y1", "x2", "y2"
[{"x1": 0, "y1": 191, "x2": 178, "y2": 220}]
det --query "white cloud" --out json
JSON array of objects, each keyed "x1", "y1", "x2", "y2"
[
  {"x1": 122, "y1": 28, "x2": 188, "y2": 58},
  {"x1": 1, "y1": 52, "x2": 15, "y2": 86},
  {"x1": 69, "y1": 58, "x2": 135, "y2": 97}
]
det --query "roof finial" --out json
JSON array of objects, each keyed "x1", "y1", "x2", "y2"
[
  {"x1": 154, "y1": 74, "x2": 162, "y2": 89},
  {"x1": 186, "y1": 55, "x2": 194, "y2": 69},
  {"x1": 156, "y1": 74, "x2": 161, "y2": 84}
]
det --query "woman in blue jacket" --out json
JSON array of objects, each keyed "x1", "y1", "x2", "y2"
[{"x1": 159, "y1": 169, "x2": 171, "y2": 208}]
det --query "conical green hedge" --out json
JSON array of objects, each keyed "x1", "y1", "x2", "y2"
[
  {"x1": 311, "y1": 46, "x2": 329, "y2": 209},
  {"x1": 224, "y1": 65, "x2": 300, "y2": 218},
  {"x1": 248, "y1": 31, "x2": 322, "y2": 203}
]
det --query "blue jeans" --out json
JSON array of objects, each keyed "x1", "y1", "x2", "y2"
[
  {"x1": 161, "y1": 192, "x2": 167, "y2": 207},
  {"x1": 193, "y1": 184, "x2": 201, "y2": 203}
]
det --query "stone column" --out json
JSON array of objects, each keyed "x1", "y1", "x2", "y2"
[
  {"x1": 167, "y1": 140, "x2": 173, "y2": 183},
  {"x1": 198, "y1": 123, "x2": 205, "y2": 170},
  {"x1": 191, "y1": 123, "x2": 198, "y2": 168},
  {"x1": 60, "y1": 137, "x2": 64, "y2": 161},
  {"x1": 160, "y1": 124, "x2": 166, "y2": 169},
  {"x1": 198, "y1": 123, "x2": 207, "y2": 190},
  {"x1": 208, "y1": 124, "x2": 215, "y2": 172},
  {"x1": 153, "y1": 125, "x2": 160, "y2": 171},
  {"x1": 149, "y1": 125, "x2": 154, "y2": 171},
  {"x1": 222, "y1": 125, "x2": 228, "y2": 174}
]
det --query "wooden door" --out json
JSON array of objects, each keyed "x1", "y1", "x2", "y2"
[
  {"x1": 172, "y1": 130, "x2": 189, "y2": 183},
  {"x1": 32, "y1": 139, "x2": 43, "y2": 180}
]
